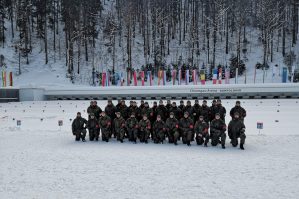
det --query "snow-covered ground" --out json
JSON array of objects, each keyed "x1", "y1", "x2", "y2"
[{"x1": 1, "y1": 99, "x2": 299, "y2": 199}]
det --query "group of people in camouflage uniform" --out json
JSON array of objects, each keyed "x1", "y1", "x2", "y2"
[{"x1": 72, "y1": 99, "x2": 247, "y2": 150}]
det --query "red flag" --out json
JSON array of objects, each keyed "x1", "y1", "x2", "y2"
[
  {"x1": 133, "y1": 71, "x2": 138, "y2": 86},
  {"x1": 102, "y1": 73, "x2": 106, "y2": 87},
  {"x1": 9, "y1": 72, "x2": 13, "y2": 86},
  {"x1": 141, "y1": 71, "x2": 145, "y2": 86},
  {"x1": 172, "y1": 70, "x2": 177, "y2": 85}
]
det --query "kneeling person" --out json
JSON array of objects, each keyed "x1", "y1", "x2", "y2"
[
  {"x1": 87, "y1": 113, "x2": 99, "y2": 141},
  {"x1": 138, "y1": 114, "x2": 151, "y2": 143},
  {"x1": 153, "y1": 115, "x2": 166, "y2": 144},
  {"x1": 228, "y1": 112, "x2": 246, "y2": 150},
  {"x1": 210, "y1": 113, "x2": 226, "y2": 149},
  {"x1": 72, "y1": 112, "x2": 88, "y2": 142},
  {"x1": 99, "y1": 112, "x2": 111, "y2": 142},
  {"x1": 114, "y1": 112, "x2": 126, "y2": 143},
  {"x1": 165, "y1": 112, "x2": 180, "y2": 145},
  {"x1": 126, "y1": 112, "x2": 139, "y2": 143},
  {"x1": 194, "y1": 115, "x2": 209, "y2": 147}
]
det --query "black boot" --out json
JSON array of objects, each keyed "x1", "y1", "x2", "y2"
[
  {"x1": 240, "y1": 144, "x2": 244, "y2": 150},
  {"x1": 222, "y1": 144, "x2": 225, "y2": 149},
  {"x1": 120, "y1": 139, "x2": 123, "y2": 143},
  {"x1": 187, "y1": 141, "x2": 191, "y2": 146},
  {"x1": 204, "y1": 143, "x2": 208, "y2": 147}
]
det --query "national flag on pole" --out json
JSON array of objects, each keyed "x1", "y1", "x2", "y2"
[
  {"x1": 200, "y1": 69, "x2": 206, "y2": 85},
  {"x1": 120, "y1": 72, "x2": 124, "y2": 86},
  {"x1": 172, "y1": 69, "x2": 177, "y2": 85},
  {"x1": 225, "y1": 68, "x2": 230, "y2": 84},
  {"x1": 106, "y1": 71, "x2": 110, "y2": 87},
  {"x1": 158, "y1": 70, "x2": 163, "y2": 86},
  {"x1": 163, "y1": 70, "x2": 166, "y2": 85},
  {"x1": 235, "y1": 68, "x2": 239, "y2": 84},
  {"x1": 141, "y1": 71, "x2": 145, "y2": 86},
  {"x1": 218, "y1": 68, "x2": 222, "y2": 84},
  {"x1": 102, "y1": 72, "x2": 106, "y2": 87},
  {"x1": 178, "y1": 69, "x2": 181, "y2": 85},
  {"x1": 133, "y1": 71, "x2": 138, "y2": 86},
  {"x1": 9, "y1": 72, "x2": 13, "y2": 87},
  {"x1": 193, "y1": 70, "x2": 197, "y2": 85},
  {"x1": 2, "y1": 71, "x2": 6, "y2": 87},
  {"x1": 186, "y1": 70, "x2": 189, "y2": 85},
  {"x1": 212, "y1": 68, "x2": 218, "y2": 84}
]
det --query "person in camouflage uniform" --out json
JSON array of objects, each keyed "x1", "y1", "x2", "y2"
[
  {"x1": 126, "y1": 112, "x2": 139, "y2": 143},
  {"x1": 228, "y1": 112, "x2": 246, "y2": 150},
  {"x1": 210, "y1": 113, "x2": 227, "y2": 149},
  {"x1": 183, "y1": 101, "x2": 194, "y2": 120},
  {"x1": 169, "y1": 102, "x2": 182, "y2": 120},
  {"x1": 99, "y1": 111, "x2": 112, "y2": 142},
  {"x1": 165, "y1": 112, "x2": 180, "y2": 145},
  {"x1": 72, "y1": 112, "x2": 88, "y2": 142},
  {"x1": 113, "y1": 111, "x2": 126, "y2": 143},
  {"x1": 179, "y1": 112, "x2": 194, "y2": 146},
  {"x1": 105, "y1": 100, "x2": 117, "y2": 138},
  {"x1": 209, "y1": 99, "x2": 217, "y2": 122},
  {"x1": 178, "y1": 100, "x2": 185, "y2": 112},
  {"x1": 140, "y1": 102, "x2": 153, "y2": 118},
  {"x1": 213, "y1": 99, "x2": 226, "y2": 122},
  {"x1": 87, "y1": 101, "x2": 102, "y2": 120},
  {"x1": 87, "y1": 113, "x2": 99, "y2": 141},
  {"x1": 139, "y1": 100, "x2": 145, "y2": 110},
  {"x1": 201, "y1": 100, "x2": 211, "y2": 124},
  {"x1": 194, "y1": 115, "x2": 209, "y2": 147},
  {"x1": 138, "y1": 114, "x2": 151, "y2": 143},
  {"x1": 229, "y1": 101, "x2": 247, "y2": 122},
  {"x1": 153, "y1": 115, "x2": 166, "y2": 144},
  {"x1": 117, "y1": 100, "x2": 128, "y2": 120},
  {"x1": 156, "y1": 100, "x2": 168, "y2": 121},
  {"x1": 192, "y1": 99, "x2": 201, "y2": 123}
]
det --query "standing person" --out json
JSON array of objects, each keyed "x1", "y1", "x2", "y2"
[
  {"x1": 140, "y1": 102, "x2": 153, "y2": 118},
  {"x1": 166, "y1": 100, "x2": 172, "y2": 112},
  {"x1": 126, "y1": 112, "x2": 139, "y2": 143},
  {"x1": 99, "y1": 112, "x2": 112, "y2": 142},
  {"x1": 169, "y1": 102, "x2": 183, "y2": 120},
  {"x1": 230, "y1": 101, "x2": 247, "y2": 122},
  {"x1": 116, "y1": 99, "x2": 122, "y2": 110},
  {"x1": 153, "y1": 115, "x2": 166, "y2": 144},
  {"x1": 194, "y1": 115, "x2": 209, "y2": 147},
  {"x1": 192, "y1": 99, "x2": 201, "y2": 123},
  {"x1": 117, "y1": 100, "x2": 129, "y2": 120},
  {"x1": 139, "y1": 100, "x2": 145, "y2": 110},
  {"x1": 113, "y1": 112, "x2": 126, "y2": 143},
  {"x1": 179, "y1": 112, "x2": 194, "y2": 146},
  {"x1": 178, "y1": 100, "x2": 185, "y2": 112},
  {"x1": 156, "y1": 100, "x2": 168, "y2": 121},
  {"x1": 210, "y1": 113, "x2": 227, "y2": 149},
  {"x1": 165, "y1": 112, "x2": 180, "y2": 145},
  {"x1": 72, "y1": 112, "x2": 88, "y2": 142},
  {"x1": 87, "y1": 113, "x2": 99, "y2": 141},
  {"x1": 105, "y1": 100, "x2": 117, "y2": 137},
  {"x1": 201, "y1": 100, "x2": 211, "y2": 124},
  {"x1": 87, "y1": 101, "x2": 102, "y2": 120},
  {"x1": 183, "y1": 101, "x2": 194, "y2": 119},
  {"x1": 228, "y1": 112, "x2": 246, "y2": 150},
  {"x1": 214, "y1": 99, "x2": 226, "y2": 122},
  {"x1": 138, "y1": 114, "x2": 151, "y2": 143},
  {"x1": 209, "y1": 99, "x2": 217, "y2": 122}
]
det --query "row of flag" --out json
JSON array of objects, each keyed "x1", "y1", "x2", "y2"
[
  {"x1": 1, "y1": 71, "x2": 13, "y2": 87},
  {"x1": 98, "y1": 68, "x2": 231, "y2": 87}
]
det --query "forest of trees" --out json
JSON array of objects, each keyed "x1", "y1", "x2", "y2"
[{"x1": 0, "y1": 0, "x2": 298, "y2": 80}]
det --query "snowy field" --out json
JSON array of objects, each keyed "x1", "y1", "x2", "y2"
[{"x1": 1, "y1": 99, "x2": 299, "y2": 199}]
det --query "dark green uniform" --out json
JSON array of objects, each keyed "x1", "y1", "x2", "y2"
[
  {"x1": 114, "y1": 116, "x2": 126, "y2": 142},
  {"x1": 153, "y1": 120, "x2": 166, "y2": 143},
  {"x1": 72, "y1": 117, "x2": 88, "y2": 141},
  {"x1": 179, "y1": 117, "x2": 194, "y2": 146},
  {"x1": 87, "y1": 118, "x2": 99, "y2": 141},
  {"x1": 87, "y1": 105, "x2": 102, "y2": 120},
  {"x1": 194, "y1": 120, "x2": 209, "y2": 146},
  {"x1": 210, "y1": 118, "x2": 226, "y2": 147},
  {"x1": 165, "y1": 117, "x2": 180, "y2": 144},
  {"x1": 126, "y1": 117, "x2": 139, "y2": 142},
  {"x1": 99, "y1": 115, "x2": 111, "y2": 142},
  {"x1": 228, "y1": 118, "x2": 246, "y2": 147},
  {"x1": 138, "y1": 119, "x2": 151, "y2": 143}
]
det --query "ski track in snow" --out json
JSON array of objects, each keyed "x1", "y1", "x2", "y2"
[{"x1": 0, "y1": 99, "x2": 299, "y2": 199}]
